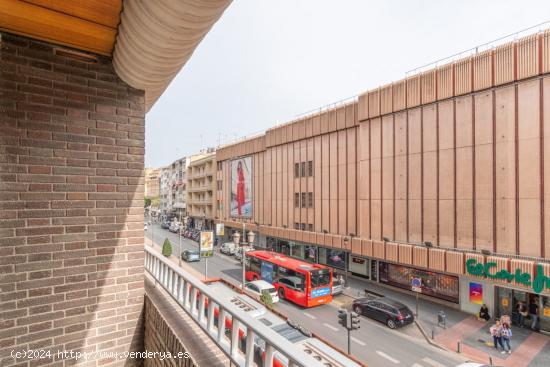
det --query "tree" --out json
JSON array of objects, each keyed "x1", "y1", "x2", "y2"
[
  {"x1": 151, "y1": 196, "x2": 160, "y2": 208},
  {"x1": 144, "y1": 197, "x2": 151, "y2": 208},
  {"x1": 162, "y1": 238, "x2": 172, "y2": 257},
  {"x1": 260, "y1": 290, "x2": 273, "y2": 310}
]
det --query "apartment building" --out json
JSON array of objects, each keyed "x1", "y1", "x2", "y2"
[
  {"x1": 144, "y1": 168, "x2": 160, "y2": 198},
  {"x1": 187, "y1": 150, "x2": 216, "y2": 230}
]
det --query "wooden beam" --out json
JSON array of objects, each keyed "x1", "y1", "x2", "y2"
[
  {"x1": 21, "y1": 0, "x2": 122, "y2": 29},
  {"x1": 0, "y1": 0, "x2": 116, "y2": 55}
]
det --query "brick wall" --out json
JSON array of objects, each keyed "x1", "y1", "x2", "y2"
[{"x1": 1, "y1": 32, "x2": 145, "y2": 366}]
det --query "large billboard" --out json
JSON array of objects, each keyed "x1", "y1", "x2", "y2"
[{"x1": 230, "y1": 156, "x2": 252, "y2": 217}]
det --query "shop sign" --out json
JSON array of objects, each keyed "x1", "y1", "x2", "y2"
[
  {"x1": 466, "y1": 259, "x2": 550, "y2": 294},
  {"x1": 352, "y1": 257, "x2": 366, "y2": 265}
]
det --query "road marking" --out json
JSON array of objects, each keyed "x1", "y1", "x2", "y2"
[
  {"x1": 350, "y1": 336, "x2": 366, "y2": 346},
  {"x1": 376, "y1": 351, "x2": 400, "y2": 364},
  {"x1": 411, "y1": 364, "x2": 425, "y2": 367},
  {"x1": 322, "y1": 323, "x2": 339, "y2": 332},
  {"x1": 421, "y1": 357, "x2": 447, "y2": 367},
  {"x1": 303, "y1": 312, "x2": 316, "y2": 320}
]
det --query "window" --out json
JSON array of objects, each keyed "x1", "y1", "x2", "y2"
[
  {"x1": 217, "y1": 180, "x2": 222, "y2": 190},
  {"x1": 308, "y1": 224, "x2": 313, "y2": 232},
  {"x1": 300, "y1": 162, "x2": 306, "y2": 177},
  {"x1": 294, "y1": 222, "x2": 300, "y2": 230},
  {"x1": 294, "y1": 163, "x2": 300, "y2": 178},
  {"x1": 308, "y1": 192, "x2": 313, "y2": 208},
  {"x1": 310, "y1": 269, "x2": 330, "y2": 288},
  {"x1": 308, "y1": 161, "x2": 313, "y2": 176},
  {"x1": 294, "y1": 193, "x2": 300, "y2": 208},
  {"x1": 300, "y1": 223, "x2": 306, "y2": 231},
  {"x1": 301, "y1": 193, "x2": 306, "y2": 208}
]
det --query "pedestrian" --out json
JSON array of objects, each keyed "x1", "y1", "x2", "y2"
[
  {"x1": 529, "y1": 298, "x2": 539, "y2": 330},
  {"x1": 517, "y1": 301, "x2": 528, "y2": 327},
  {"x1": 489, "y1": 320, "x2": 504, "y2": 351},
  {"x1": 501, "y1": 323, "x2": 512, "y2": 354},
  {"x1": 478, "y1": 304, "x2": 491, "y2": 321}
]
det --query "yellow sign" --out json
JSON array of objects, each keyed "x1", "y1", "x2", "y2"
[
  {"x1": 502, "y1": 298, "x2": 509, "y2": 307},
  {"x1": 200, "y1": 231, "x2": 213, "y2": 257},
  {"x1": 544, "y1": 307, "x2": 550, "y2": 317}
]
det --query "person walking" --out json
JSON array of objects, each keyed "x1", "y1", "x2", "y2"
[
  {"x1": 490, "y1": 320, "x2": 504, "y2": 351},
  {"x1": 517, "y1": 301, "x2": 528, "y2": 327},
  {"x1": 529, "y1": 298, "x2": 539, "y2": 331},
  {"x1": 501, "y1": 323, "x2": 513, "y2": 354}
]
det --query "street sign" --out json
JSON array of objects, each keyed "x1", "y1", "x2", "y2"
[
  {"x1": 200, "y1": 231, "x2": 214, "y2": 257},
  {"x1": 411, "y1": 277, "x2": 422, "y2": 293}
]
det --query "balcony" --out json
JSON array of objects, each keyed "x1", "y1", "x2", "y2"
[{"x1": 144, "y1": 246, "x2": 330, "y2": 367}]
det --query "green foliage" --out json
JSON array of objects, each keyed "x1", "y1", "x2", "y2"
[
  {"x1": 162, "y1": 238, "x2": 172, "y2": 257},
  {"x1": 260, "y1": 290, "x2": 273, "y2": 309},
  {"x1": 144, "y1": 197, "x2": 151, "y2": 207},
  {"x1": 151, "y1": 196, "x2": 160, "y2": 208}
]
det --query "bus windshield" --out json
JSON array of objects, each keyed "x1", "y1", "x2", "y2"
[{"x1": 310, "y1": 269, "x2": 331, "y2": 288}]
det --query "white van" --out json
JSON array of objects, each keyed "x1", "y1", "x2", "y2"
[{"x1": 220, "y1": 242, "x2": 237, "y2": 255}]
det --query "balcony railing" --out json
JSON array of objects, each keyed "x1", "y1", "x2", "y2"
[{"x1": 144, "y1": 246, "x2": 325, "y2": 367}]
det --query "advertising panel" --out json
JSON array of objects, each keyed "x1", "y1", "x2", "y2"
[
  {"x1": 200, "y1": 231, "x2": 213, "y2": 257},
  {"x1": 469, "y1": 282, "x2": 483, "y2": 305},
  {"x1": 216, "y1": 223, "x2": 224, "y2": 236},
  {"x1": 230, "y1": 156, "x2": 252, "y2": 217}
]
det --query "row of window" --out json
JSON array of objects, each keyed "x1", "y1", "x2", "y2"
[
  {"x1": 294, "y1": 222, "x2": 314, "y2": 232},
  {"x1": 294, "y1": 161, "x2": 313, "y2": 178},
  {"x1": 294, "y1": 192, "x2": 314, "y2": 208}
]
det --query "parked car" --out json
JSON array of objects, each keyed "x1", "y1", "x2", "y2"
[
  {"x1": 244, "y1": 280, "x2": 279, "y2": 303},
  {"x1": 332, "y1": 281, "x2": 344, "y2": 296},
  {"x1": 161, "y1": 221, "x2": 170, "y2": 229},
  {"x1": 181, "y1": 250, "x2": 200, "y2": 262},
  {"x1": 220, "y1": 242, "x2": 237, "y2": 255},
  {"x1": 352, "y1": 296, "x2": 414, "y2": 329},
  {"x1": 235, "y1": 246, "x2": 254, "y2": 262}
]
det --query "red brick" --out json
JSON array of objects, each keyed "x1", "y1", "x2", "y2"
[{"x1": 29, "y1": 166, "x2": 51, "y2": 174}]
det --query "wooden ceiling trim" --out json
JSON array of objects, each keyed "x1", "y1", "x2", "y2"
[
  {"x1": 21, "y1": 0, "x2": 122, "y2": 29},
  {"x1": 0, "y1": 0, "x2": 116, "y2": 55}
]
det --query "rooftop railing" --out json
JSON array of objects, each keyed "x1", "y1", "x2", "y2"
[{"x1": 144, "y1": 246, "x2": 325, "y2": 367}]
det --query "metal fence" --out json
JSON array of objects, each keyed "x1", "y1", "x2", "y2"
[{"x1": 144, "y1": 246, "x2": 325, "y2": 367}]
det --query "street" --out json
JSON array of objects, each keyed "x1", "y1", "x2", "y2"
[{"x1": 145, "y1": 222, "x2": 467, "y2": 367}]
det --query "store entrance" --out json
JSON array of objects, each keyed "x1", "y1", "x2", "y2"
[{"x1": 495, "y1": 287, "x2": 549, "y2": 332}]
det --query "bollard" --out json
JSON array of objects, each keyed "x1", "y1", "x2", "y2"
[
  {"x1": 489, "y1": 356, "x2": 493, "y2": 365},
  {"x1": 457, "y1": 341, "x2": 461, "y2": 353}
]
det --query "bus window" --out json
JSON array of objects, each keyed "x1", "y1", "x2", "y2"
[
  {"x1": 310, "y1": 269, "x2": 331, "y2": 288},
  {"x1": 249, "y1": 257, "x2": 261, "y2": 274}
]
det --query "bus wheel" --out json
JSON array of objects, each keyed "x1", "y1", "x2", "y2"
[{"x1": 278, "y1": 288, "x2": 285, "y2": 300}]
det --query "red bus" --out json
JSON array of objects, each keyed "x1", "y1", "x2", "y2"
[{"x1": 245, "y1": 250, "x2": 333, "y2": 307}]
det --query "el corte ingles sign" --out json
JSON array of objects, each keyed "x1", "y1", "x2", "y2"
[{"x1": 466, "y1": 259, "x2": 550, "y2": 294}]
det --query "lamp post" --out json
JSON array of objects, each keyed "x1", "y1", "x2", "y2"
[{"x1": 178, "y1": 211, "x2": 182, "y2": 266}]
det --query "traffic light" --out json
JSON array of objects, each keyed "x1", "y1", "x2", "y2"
[
  {"x1": 337, "y1": 309, "x2": 348, "y2": 328},
  {"x1": 350, "y1": 312, "x2": 360, "y2": 330}
]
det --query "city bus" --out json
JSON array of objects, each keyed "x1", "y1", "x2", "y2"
[{"x1": 245, "y1": 250, "x2": 333, "y2": 307}]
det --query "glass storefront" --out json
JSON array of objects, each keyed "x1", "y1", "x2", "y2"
[
  {"x1": 379, "y1": 262, "x2": 459, "y2": 303},
  {"x1": 495, "y1": 286, "x2": 550, "y2": 332},
  {"x1": 318, "y1": 248, "x2": 347, "y2": 270}
]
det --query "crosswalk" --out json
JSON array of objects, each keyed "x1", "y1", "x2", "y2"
[{"x1": 374, "y1": 353, "x2": 451, "y2": 367}]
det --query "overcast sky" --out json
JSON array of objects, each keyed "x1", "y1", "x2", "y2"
[{"x1": 145, "y1": 0, "x2": 550, "y2": 168}]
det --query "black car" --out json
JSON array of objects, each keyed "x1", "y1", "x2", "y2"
[
  {"x1": 160, "y1": 221, "x2": 170, "y2": 229},
  {"x1": 352, "y1": 297, "x2": 414, "y2": 329}
]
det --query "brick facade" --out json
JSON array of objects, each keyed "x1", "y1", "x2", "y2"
[{"x1": 1, "y1": 32, "x2": 145, "y2": 366}]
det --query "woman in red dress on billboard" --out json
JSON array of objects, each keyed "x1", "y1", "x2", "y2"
[{"x1": 236, "y1": 161, "x2": 245, "y2": 216}]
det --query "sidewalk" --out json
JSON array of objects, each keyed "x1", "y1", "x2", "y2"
[{"x1": 343, "y1": 277, "x2": 550, "y2": 367}]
